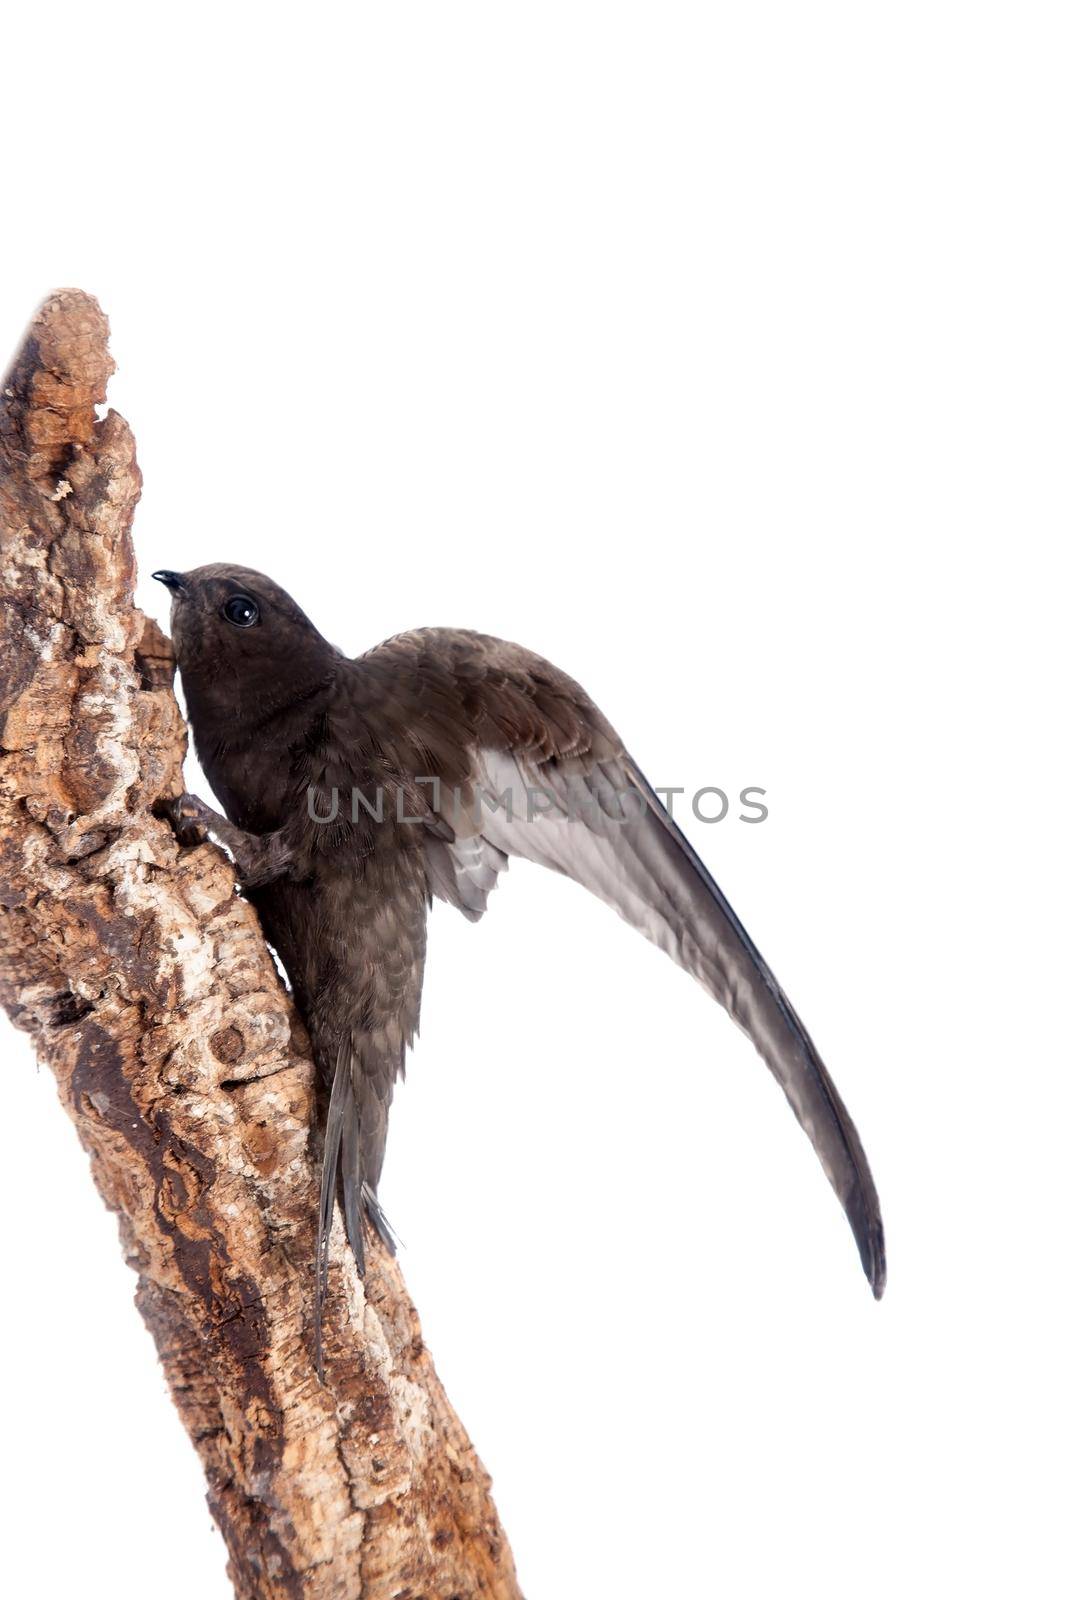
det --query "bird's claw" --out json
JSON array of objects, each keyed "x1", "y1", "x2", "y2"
[{"x1": 162, "y1": 792, "x2": 214, "y2": 847}]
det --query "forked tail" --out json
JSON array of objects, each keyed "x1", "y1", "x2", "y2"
[{"x1": 314, "y1": 1044, "x2": 399, "y2": 1379}]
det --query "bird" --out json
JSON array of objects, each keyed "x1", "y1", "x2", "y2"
[{"x1": 153, "y1": 563, "x2": 885, "y2": 1369}]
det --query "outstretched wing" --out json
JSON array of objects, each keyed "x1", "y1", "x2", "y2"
[
  {"x1": 356, "y1": 628, "x2": 886, "y2": 1298},
  {"x1": 480, "y1": 747, "x2": 884, "y2": 1295}
]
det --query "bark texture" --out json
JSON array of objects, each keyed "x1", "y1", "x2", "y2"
[{"x1": 0, "y1": 291, "x2": 521, "y2": 1600}]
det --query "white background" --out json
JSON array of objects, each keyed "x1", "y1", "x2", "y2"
[{"x1": 1, "y1": 5, "x2": 1063, "y2": 1597}]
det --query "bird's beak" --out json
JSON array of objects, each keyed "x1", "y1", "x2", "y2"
[{"x1": 152, "y1": 570, "x2": 188, "y2": 595}]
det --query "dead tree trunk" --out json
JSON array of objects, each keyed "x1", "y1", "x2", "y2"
[{"x1": 0, "y1": 290, "x2": 522, "y2": 1600}]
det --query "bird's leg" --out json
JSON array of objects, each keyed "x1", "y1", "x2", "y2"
[{"x1": 162, "y1": 792, "x2": 294, "y2": 887}]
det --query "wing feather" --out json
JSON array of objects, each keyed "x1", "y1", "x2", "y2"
[
  {"x1": 346, "y1": 627, "x2": 885, "y2": 1295},
  {"x1": 470, "y1": 745, "x2": 886, "y2": 1296}
]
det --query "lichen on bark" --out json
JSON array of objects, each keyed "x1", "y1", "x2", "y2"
[{"x1": 0, "y1": 290, "x2": 521, "y2": 1600}]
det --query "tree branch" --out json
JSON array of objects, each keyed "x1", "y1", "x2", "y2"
[{"x1": 0, "y1": 290, "x2": 522, "y2": 1600}]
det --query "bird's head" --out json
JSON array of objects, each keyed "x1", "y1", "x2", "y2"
[{"x1": 153, "y1": 563, "x2": 339, "y2": 735}]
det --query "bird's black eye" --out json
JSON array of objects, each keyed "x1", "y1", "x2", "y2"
[{"x1": 222, "y1": 594, "x2": 259, "y2": 628}]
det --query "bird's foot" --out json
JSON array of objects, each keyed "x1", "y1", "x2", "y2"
[
  {"x1": 160, "y1": 791, "x2": 218, "y2": 848},
  {"x1": 159, "y1": 792, "x2": 294, "y2": 888}
]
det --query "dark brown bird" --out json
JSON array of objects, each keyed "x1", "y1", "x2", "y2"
[{"x1": 155, "y1": 564, "x2": 885, "y2": 1365}]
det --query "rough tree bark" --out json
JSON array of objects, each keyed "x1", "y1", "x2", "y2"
[{"x1": 0, "y1": 291, "x2": 522, "y2": 1600}]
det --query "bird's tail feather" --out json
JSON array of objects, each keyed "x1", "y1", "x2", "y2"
[
  {"x1": 315, "y1": 1043, "x2": 364, "y2": 1382},
  {"x1": 339, "y1": 1074, "x2": 366, "y2": 1275},
  {"x1": 315, "y1": 1041, "x2": 404, "y2": 1378},
  {"x1": 362, "y1": 1184, "x2": 401, "y2": 1255}
]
